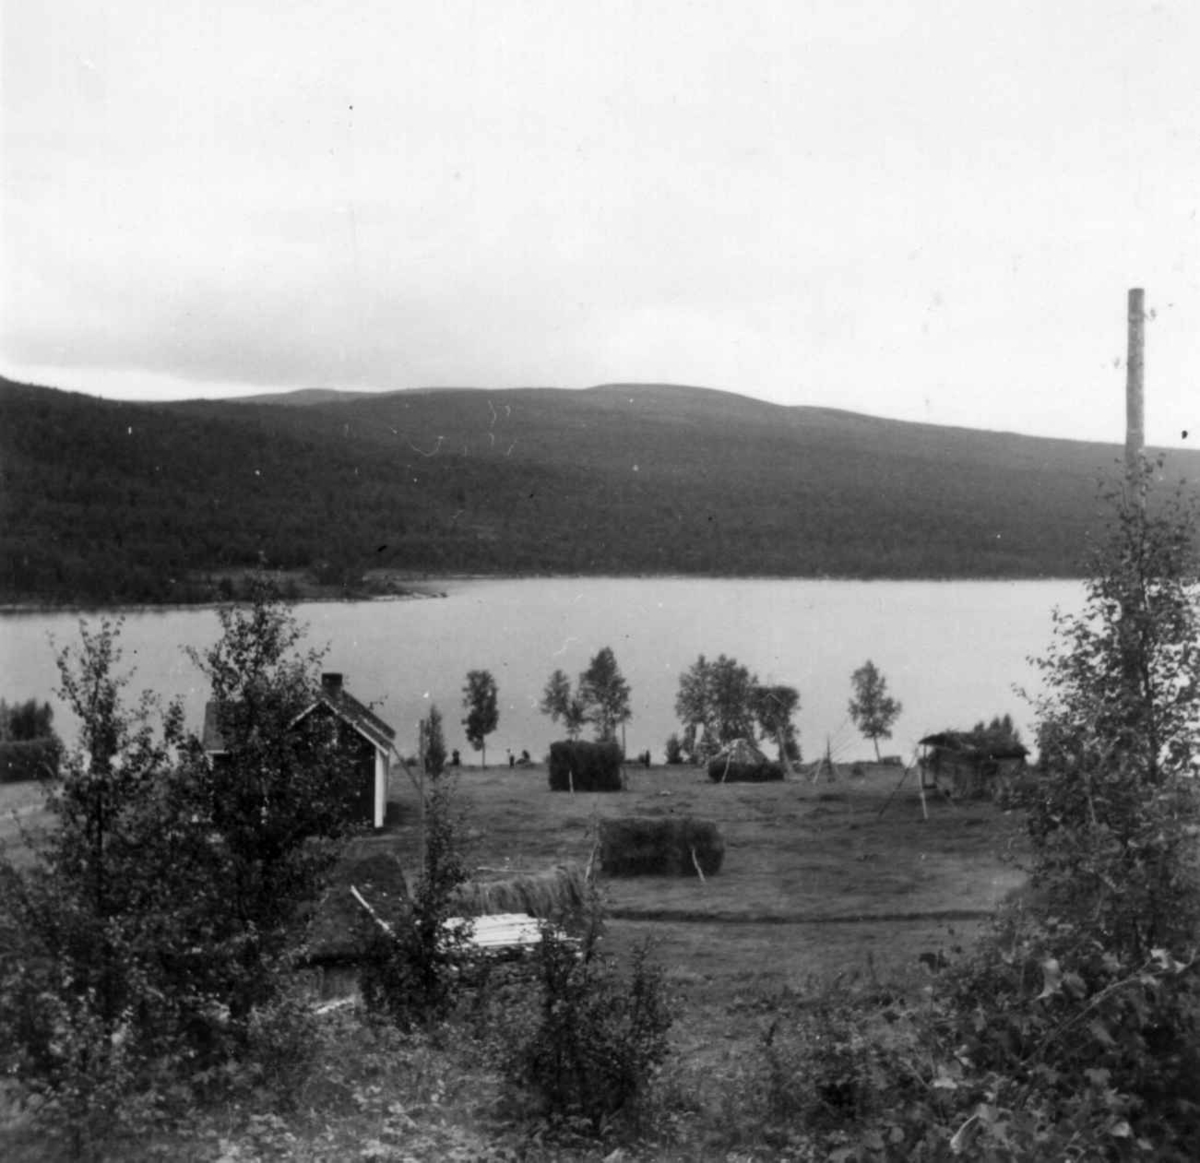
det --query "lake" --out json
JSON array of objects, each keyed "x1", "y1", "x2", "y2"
[{"x1": 0, "y1": 578, "x2": 1081, "y2": 764}]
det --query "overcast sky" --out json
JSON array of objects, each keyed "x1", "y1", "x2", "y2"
[{"x1": 2, "y1": 1, "x2": 1197, "y2": 445}]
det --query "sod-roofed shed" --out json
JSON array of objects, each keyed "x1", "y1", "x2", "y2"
[
  {"x1": 918, "y1": 731, "x2": 1028, "y2": 800},
  {"x1": 202, "y1": 672, "x2": 395, "y2": 829}
]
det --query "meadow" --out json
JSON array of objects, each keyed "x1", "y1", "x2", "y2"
[
  {"x1": 0, "y1": 759, "x2": 1029, "y2": 1043},
  {"x1": 387, "y1": 759, "x2": 1028, "y2": 1066}
]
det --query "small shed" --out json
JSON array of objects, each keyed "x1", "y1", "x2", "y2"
[
  {"x1": 918, "y1": 731, "x2": 1028, "y2": 800},
  {"x1": 203, "y1": 672, "x2": 395, "y2": 829}
]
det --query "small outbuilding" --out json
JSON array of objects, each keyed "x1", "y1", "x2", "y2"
[
  {"x1": 202, "y1": 672, "x2": 396, "y2": 829},
  {"x1": 918, "y1": 731, "x2": 1028, "y2": 800}
]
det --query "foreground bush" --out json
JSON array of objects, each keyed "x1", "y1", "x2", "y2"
[
  {"x1": 360, "y1": 778, "x2": 473, "y2": 1031},
  {"x1": 917, "y1": 909, "x2": 1200, "y2": 1160},
  {"x1": 0, "y1": 587, "x2": 365, "y2": 1155},
  {"x1": 498, "y1": 927, "x2": 673, "y2": 1135}
]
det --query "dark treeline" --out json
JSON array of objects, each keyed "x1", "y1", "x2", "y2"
[{"x1": 4, "y1": 376, "x2": 1195, "y2": 605}]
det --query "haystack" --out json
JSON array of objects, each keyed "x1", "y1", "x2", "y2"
[
  {"x1": 451, "y1": 863, "x2": 588, "y2": 919},
  {"x1": 599, "y1": 816, "x2": 724, "y2": 878},
  {"x1": 707, "y1": 737, "x2": 783, "y2": 783},
  {"x1": 548, "y1": 740, "x2": 623, "y2": 792}
]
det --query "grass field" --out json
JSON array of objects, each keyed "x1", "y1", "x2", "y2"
[
  {"x1": 2, "y1": 760, "x2": 1028, "y2": 999},
  {"x1": 0, "y1": 780, "x2": 53, "y2": 869},
  {"x1": 388, "y1": 759, "x2": 1029, "y2": 1066}
]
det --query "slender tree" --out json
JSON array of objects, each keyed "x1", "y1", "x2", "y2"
[
  {"x1": 1030, "y1": 457, "x2": 1200, "y2": 954},
  {"x1": 424, "y1": 704, "x2": 447, "y2": 778},
  {"x1": 674, "y1": 654, "x2": 714, "y2": 760},
  {"x1": 539, "y1": 668, "x2": 587, "y2": 740},
  {"x1": 462, "y1": 669, "x2": 499, "y2": 767},
  {"x1": 751, "y1": 683, "x2": 801, "y2": 762},
  {"x1": 0, "y1": 619, "x2": 229, "y2": 1144},
  {"x1": 540, "y1": 669, "x2": 571, "y2": 722},
  {"x1": 184, "y1": 576, "x2": 359, "y2": 1020},
  {"x1": 578, "y1": 646, "x2": 632, "y2": 743},
  {"x1": 848, "y1": 660, "x2": 901, "y2": 760}
]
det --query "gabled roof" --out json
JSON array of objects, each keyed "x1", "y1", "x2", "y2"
[
  {"x1": 297, "y1": 683, "x2": 395, "y2": 753},
  {"x1": 202, "y1": 674, "x2": 396, "y2": 755}
]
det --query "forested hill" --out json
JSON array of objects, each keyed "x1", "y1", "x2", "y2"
[{"x1": 2, "y1": 376, "x2": 1195, "y2": 605}]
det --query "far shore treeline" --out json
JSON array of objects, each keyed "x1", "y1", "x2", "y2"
[{"x1": 5, "y1": 376, "x2": 1200, "y2": 606}]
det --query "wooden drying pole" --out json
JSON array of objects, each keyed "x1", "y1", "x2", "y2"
[
  {"x1": 776, "y1": 727, "x2": 799, "y2": 778},
  {"x1": 1125, "y1": 286, "x2": 1145, "y2": 489},
  {"x1": 878, "y1": 747, "x2": 927, "y2": 821},
  {"x1": 1119, "y1": 287, "x2": 1149, "y2": 685},
  {"x1": 811, "y1": 736, "x2": 836, "y2": 783}
]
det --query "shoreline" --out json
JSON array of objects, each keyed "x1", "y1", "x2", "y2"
[{"x1": 0, "y1": 570, "x2": 1085, "y2": 616}]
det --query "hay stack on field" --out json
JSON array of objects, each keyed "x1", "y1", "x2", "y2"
[
  {"x1": 451, "y1": 863, "x2": 588, "y2": 919},
  {"x1": 599, "y1": 816, "x2": 724, "y2": 878},
  {"x1": 707, "y1": 738, "x2": 783, "y2": 783},
  {"x1": 548, "y1": 740, "x2": 623, "y2": 792}
]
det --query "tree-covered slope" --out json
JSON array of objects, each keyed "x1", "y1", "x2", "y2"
[{"x1": 2, "y1": 376, "x2": 1193, "y2": 604}]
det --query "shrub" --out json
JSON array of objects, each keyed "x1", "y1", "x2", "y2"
[
  {"x1": 547, "y1": 740, "x2": 623, "y2": 792},
  {"x1": 664, "y1": 732, "x2": 685, "y2": 765},
  {"x1": 0, "y1": 588, "x2": 369, "y2": 1153},
  {"x1": 896, "y1": 907, "x2": 1200, "y2": 1160},
  {"x1": 360, "y1": 778, "x2": 473, "y2": 1031},
  {"x1": 599, "y1": 816, "x2": 724, "y2": 878},
  {"x1": 0, "y1": 737, "x2": 60, "y2": 783},
  {"x1": 499, "y1": 929, "x2": 672, "y2": 1134},
  {"x1": 706, "y1": 757, "x2": 784, "y2": 783},
  {"x1": 758, "y1": 986, "x2": 889, "y2": 1134}
]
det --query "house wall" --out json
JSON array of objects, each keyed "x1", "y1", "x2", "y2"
[
  {"x1": 374, "y1": 750, "x2": 388, "y2": 830},
  {"x1": 926, "y1": 748, "x2": 1026, "y2": 800},
  {"x1": 344, "y1": 733, "x2": 377, "y2": 826}
]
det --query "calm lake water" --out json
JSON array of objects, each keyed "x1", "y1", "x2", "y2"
[{"x1": 0, "y1": 578, "x2": 1081, "y2": 764}]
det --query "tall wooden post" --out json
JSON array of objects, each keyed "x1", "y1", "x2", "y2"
[
  {"x1": 418, "y1": 718, "x2": 427, "y2": 870},
  {"x1": 1125, "y1": 287, "x2": 1145, "y2": 486}
]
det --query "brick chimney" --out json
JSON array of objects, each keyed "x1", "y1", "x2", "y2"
[{"x1": 321, "y1": 672, "x2": 344, "y2": 697}]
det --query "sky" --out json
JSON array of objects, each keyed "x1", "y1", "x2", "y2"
[{"x1": 2, "y1": 0, "x2": 1198, "y2": 446}]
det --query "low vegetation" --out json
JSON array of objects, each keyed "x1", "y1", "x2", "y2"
[{"x1": 0, "y1": 699, "x2": 60, "y2": 784}]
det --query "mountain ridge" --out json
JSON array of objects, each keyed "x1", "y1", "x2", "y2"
[
  {"x1": 2, "y1": 374, "x2": 1193, "y2": 605},
  {"x1": 232, "y1": 379, "x2": 1134, "y2": 448}
]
